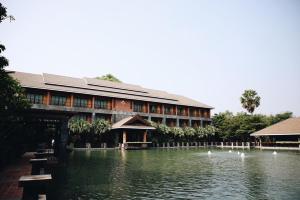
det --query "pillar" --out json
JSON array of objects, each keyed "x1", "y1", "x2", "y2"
[
  {"x1": 143, "y1": 131, "x2": 147, "y2": 142},
  {"x1": 176, "y1": 118, "x2": 179, "y2": 127},
  {"x1": 91, "y1": 96, "x2": 95, "y2": 109},
  {"x1": 200, "y1": 120, "x2": 203, "y2": 127},
  {"x1": 70, "y1": 94, "x2": 74, "y2": 107},
  {"x1": 259, "y1": 138, "x2": 262, "y2": 149},
  {"x1": 46, "y1": 91, "x2": 51, "y2": 105},
  {"x1": 189, "y1": 119, "x2": 192, "y2": 127},
  {"x1": 92, "y1": 112, "x2": 96, "y2": 122},
  {"x1": 162, "y1": 117, "x2": 166, "y2": 125},
  {"x1": 148, "y1": 115, "x2": 151, "y2": 121},
  {"x1": 123, "y1": 130, "x2": 127, "y2": 144}
]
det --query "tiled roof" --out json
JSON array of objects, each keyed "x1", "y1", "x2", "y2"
[
  {"x1": 112, "y1": 115, "x2": 155, "y2": 130},
  {"x1": 251, "y1": 117, "x2": 300, "y2": 136},
  {"x1": 10, "y1": 71, "x2": 213, "y2": 109}
]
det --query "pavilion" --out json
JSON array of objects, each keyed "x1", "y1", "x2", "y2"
[
  {"x1": 251, "y1": 117, "x2": 300, "y2": 149},
  {"x1": 112, "y1": 115, "x2": 155, "y2": 149}
]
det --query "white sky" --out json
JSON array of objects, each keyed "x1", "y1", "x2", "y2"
[{"x1": 1, "y1": 0, "x2": 300, "y2": 116}]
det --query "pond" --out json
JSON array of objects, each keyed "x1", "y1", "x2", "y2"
[{"x1": 49, "y1": 148, "x2": 300, "y2": 200}]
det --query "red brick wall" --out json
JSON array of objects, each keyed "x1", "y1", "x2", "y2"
[{"x1": 114, "y1": 98, "x2": 132, "y2": 112}]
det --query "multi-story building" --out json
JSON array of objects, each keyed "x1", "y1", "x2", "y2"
[
  {"x1": 11, "y1": 71, "x2": 213, "y2": 149},
  {"x1": 12, "y1": 71, "x2": 213, "y2": 127}
]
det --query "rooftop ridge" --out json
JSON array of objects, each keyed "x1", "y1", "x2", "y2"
[{"x1": 10, "y1": 70, "x2": 214, "y2": 109}]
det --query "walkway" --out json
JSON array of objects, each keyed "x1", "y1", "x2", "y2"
[{"x1": 0, "y1": 152, "x2": 33, "y2": 200}]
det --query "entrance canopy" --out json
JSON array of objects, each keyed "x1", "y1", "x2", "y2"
[{"x1": 112, "y1": 115, "x2": 155, "y2": 130}]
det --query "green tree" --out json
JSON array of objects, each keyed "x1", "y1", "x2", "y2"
[
  {"x1": 68, "y1": 118, "x2": 92, "y2": 135},
  {"x1": 157, "y1": 124, "x2": 171, "y2": 135},
  {"x1": 0, "y1": 3, "x2": 30, "y2": 167},
  {"x1": 240, "y1": 89, "x2": 261, "y2": 114},
  {"x1": 96, "y1": 74, "x2": 122, "y2": 83},
  {"x1": 183, "y1": 127, "x2": 195, "y2": 141},
  {"x1": 92, "y1": 119, "x2": 111, "y2": 135},
  {"x1": 170, "y1": 127, "x2": 184, "y2": 140},
  {"x1": 195, "y1": 127, "x2": 206, "y2": 140},
  {"x1": 212, "y1": 111, "x2": 293, "y2": 141}
]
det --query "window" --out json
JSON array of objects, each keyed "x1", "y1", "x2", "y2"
[
  {"x1": 51, "y1": 95, "x2": 67, "y2": 106},
  {"x1": 133, "y1": 102, "x2": 143, "y2": 112},
  {"x1": 27, "y1": 93, "x2": 43, "y2": 104},
  {"x1": 74, "y1": 97, "x2": 88, "y2": 108},
  {"x1": 150, "y1": 105, "x2": 157, "y2": 113},
  {"x1": 178, "y1": 107, "x2": 185, "y2": 115},
  {"x1": 164, "y1": 106, "x2": 171, "y2": 114},
  {"x1": 94, "y1": 99, "x2": 108, "y2": 109}
]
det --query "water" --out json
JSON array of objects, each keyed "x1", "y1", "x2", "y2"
[{"x1": 50, "y1": 149, "x2": 300, "y2": 200}]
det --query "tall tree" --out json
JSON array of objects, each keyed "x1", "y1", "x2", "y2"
[
  {"x1": 240, "y1": 89, "x2": 261, "y2": 114},
  {"x1": 0, "y1": 3, "x2": 30, "y2": 166},
  {"x1": 96, "y1": 74, "x2": 122, "y2": 83},
  {"x1": 0, "y1": 3, "x2": 29, "y2": 114}
]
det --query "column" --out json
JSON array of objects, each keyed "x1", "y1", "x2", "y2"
[
  {"x1": 70, "y1": 94, "x2": 74, "y2": 107},
  {"x1": 189, "y1": 119, "x2": 192, "y2": 127},
  {"x1": 259, "y1": 138, "x2": 262, "y2": 149},
  {"x1": 46, "y1": 91, "x2": 51, "y2": 105},
  {"x1": 92, "y1": 113, "x2": 96, "y2": 122},
  {"x1": 176, "y1": 118, "x2": 179, "y2": 127},
  {"x1": 91, "y1": 96, "x2": 95, "y2": 109},
  {"x1": 143, "y1": 131, "x2": 147, "y2": 142},
  {"x1": 123, "y1": 130, "x2": 127, "y2": 144},
  {"x1": 162, "y1": 117, "x2": 166, "y2": 125},
  {"x1": 200, "y1": 120, "x2": 203, "y2": 127}
]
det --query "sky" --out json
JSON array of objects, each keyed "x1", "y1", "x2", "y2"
[{"x1": 1, "y1": 0, "x2": 300, "y2": 116}]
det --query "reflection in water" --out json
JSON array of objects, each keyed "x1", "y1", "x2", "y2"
[{"x1": 50, "y1": 149, "x2": 300, "y2": 200}]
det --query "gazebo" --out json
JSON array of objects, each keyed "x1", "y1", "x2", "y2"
[{"x1": 112, "y1": 115, "x2": 155, "y2": 149}]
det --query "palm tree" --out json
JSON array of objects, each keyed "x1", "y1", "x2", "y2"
[{"x1": 240, "y1": 89, "x2": 261, "y2": 114}]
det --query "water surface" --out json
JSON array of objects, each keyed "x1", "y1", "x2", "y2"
[{"x1": 50, "y1": 149, "x2": 300, "y2": 200}]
